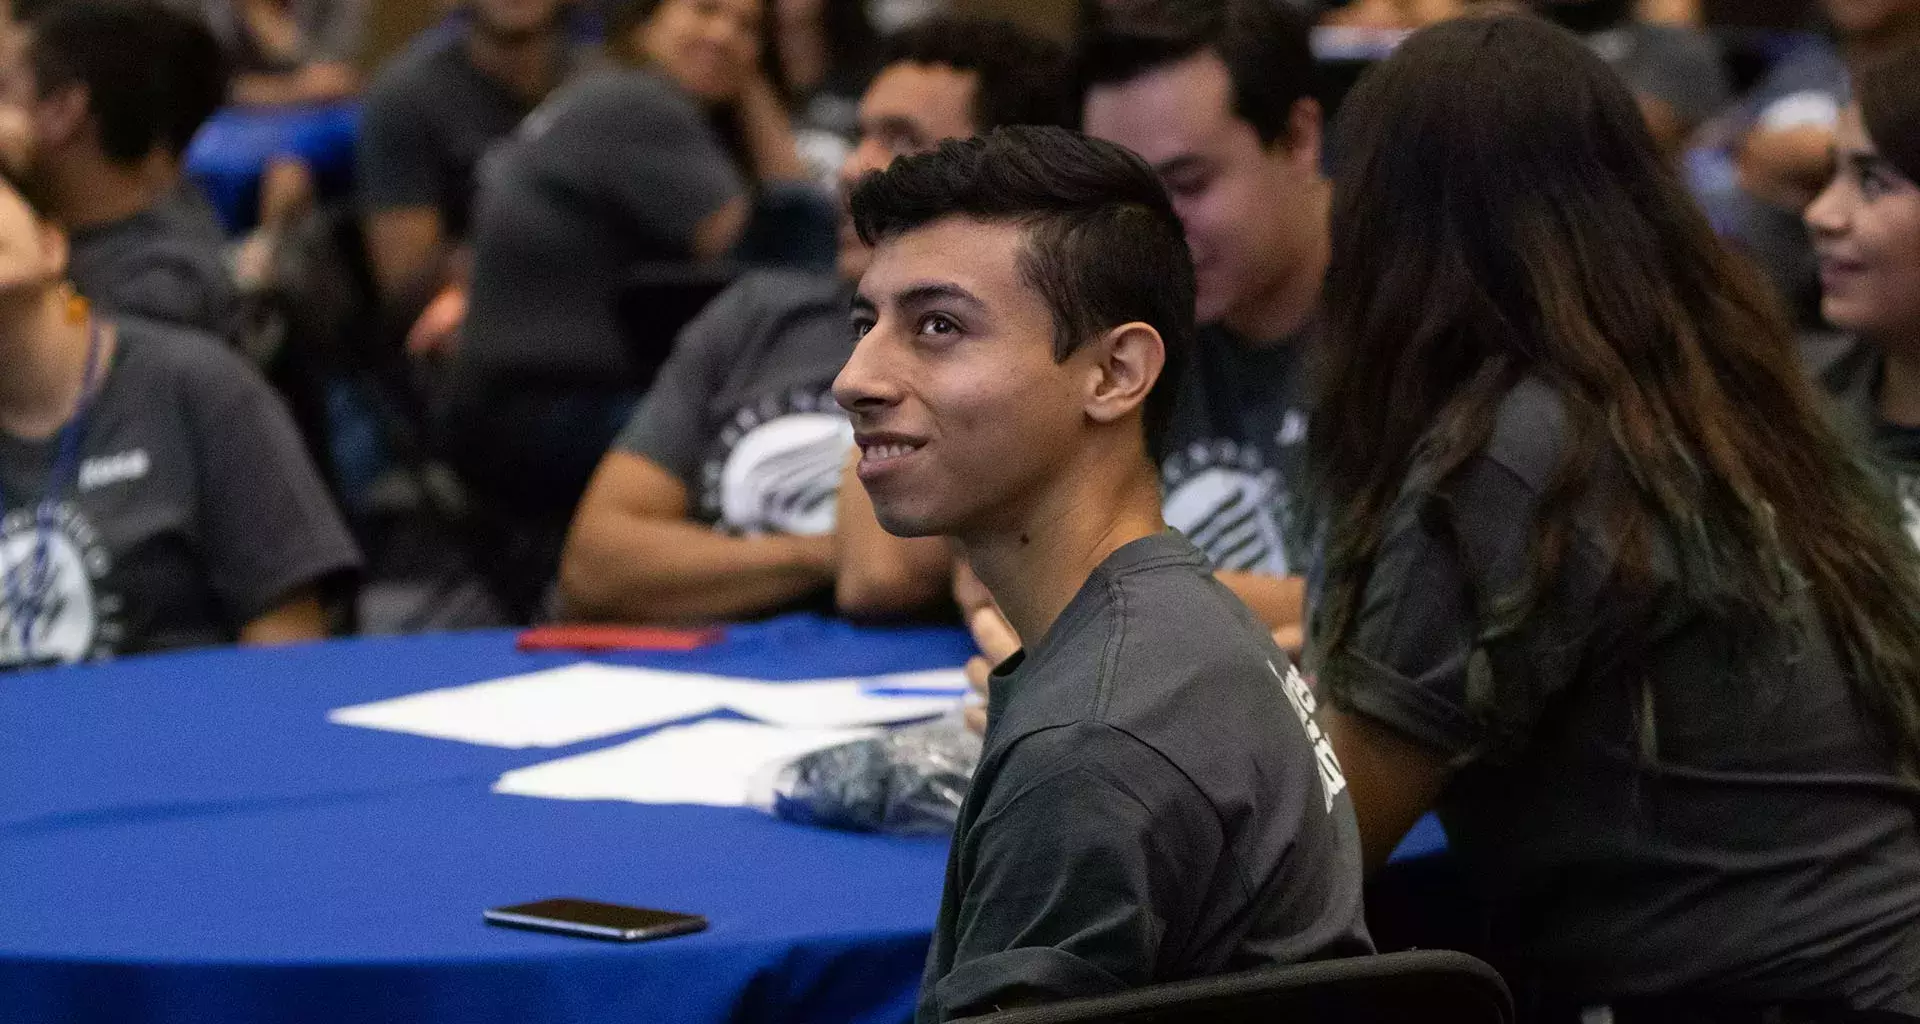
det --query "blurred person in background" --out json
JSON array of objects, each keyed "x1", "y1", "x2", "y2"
[
  {"x1": 1078, "y1": 0, "x2": 1326, "y2": 630},
  {"x1": 0, "y1": 163, "x2": 358, "y2": 671},
  {"x1": 768, "y1": 0, "x2": 878, "y2": 184},
  {"x1": 1, "y1": 0, "x2": 236, "y2": 338},
  {"x1": 1733, "y1": 0, "x2": 1920, "y2": 322},
  {"x1": 1806, "y1": 43, "x2": 1920, "y2": 544},
  {"x1": 1314, "y1": 15, "x2": 1920, "y2": 1019},
  {"x1": 559, "y1": 18, "x2": 1073, "y2": 625},
  {"x1": 440, "y1": 0, "x2": 779, "y2": 597},
  {"x1": 357, "y1": 0, "x2": 588, "y2": 357},
  {"x1": 177, "y1": 0, "x2": 364, "y2": 107},
  {"x1": 1530, "y1": 0, "x2": 1730, "y2": 159}
]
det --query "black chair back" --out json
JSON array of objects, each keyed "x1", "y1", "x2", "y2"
[{"x1": 959, "y1": 949, "x2": 1513, "y2": 1024}]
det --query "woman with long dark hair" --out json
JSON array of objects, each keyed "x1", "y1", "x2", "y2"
[{"x1": 1311, "y1": 14, "x2": 1920, "y2": 1020}]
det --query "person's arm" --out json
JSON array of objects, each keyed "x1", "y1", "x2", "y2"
[
  {"x1": 364, "y1": 207, "x2": 450, "y2": 307},
  {"x1": 931, "y1": 726, "x2": 1219, "y2": 1021},
  {"x1": 833, "y1": 455, "x2": 952, "y2": 618},
  {"x1": 356, "y1": 76, "x2": 454, "y2": 302},
  {"x1": 185, "y1": 339, "x2": 361, "y2": 641},
  {"x1": 735, "y1": 74, "x2": 810, "y2": 184},
  {"x1": 557, "y1": 452, "x2": 836, "y2": 623},
  {"x1": 239, "y1": 589, "x2": 329, "y2": 645},
  {"x1": 1322, "y1": 707, "x2": 1450, "y2": 873},
  {"x1": 1214, "y1": 570, "x2": 1305, "y2": 631}
]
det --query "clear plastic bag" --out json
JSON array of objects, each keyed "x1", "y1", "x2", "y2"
[{"x1": 757, "y1": 713, "x2": 982, "y2": 836}]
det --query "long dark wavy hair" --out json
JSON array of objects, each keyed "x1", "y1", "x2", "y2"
[{"x1": 1310, "y1": 14, "x2": 1920, "y2": 771}]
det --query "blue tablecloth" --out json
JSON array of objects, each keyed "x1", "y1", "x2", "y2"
[{"x1": 0, "y1": 615, "x2": 1447, "y2": 1024}]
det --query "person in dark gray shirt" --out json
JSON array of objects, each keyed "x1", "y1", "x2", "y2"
[
  {"x1": 1078, "y1": 0, "x2": 1327, "y2": 629},
  {"x1": 837, "y1": 127, "x2": 1370, "y2": 1023},
  {"x1": 1312, "y1": 18, "x2": 1920, "y2": 1018},
  {"x1": 0, "y1": 166, "x2": 358, "y2": 669},
  {"x1": 356, "y1": 0, "x2": 586, "y2": 312},
  {"x1": 66, "y1": 189, "x2": 237, "y2": 341}
]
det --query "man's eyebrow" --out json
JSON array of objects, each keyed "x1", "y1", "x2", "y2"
[
  {"x1": 850, "y1": 293, "x2": 877, "y2": 316},
  {"x1": 894, "y1": 282, "x2": 985, "y2": 311},
  {"x1": 1844, "y1": 149, "x2": 1896, "y2": 176}
]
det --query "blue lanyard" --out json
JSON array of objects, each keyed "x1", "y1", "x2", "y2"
[{"x1": 0, "y1": 319, "x2": 105, "y2": 664}]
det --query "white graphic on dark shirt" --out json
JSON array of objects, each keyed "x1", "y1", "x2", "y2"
[
  {"x1": 0, "y1": 503, "x2": 119, "y2": 669},
  {"x1": 1273, "y1": 659, "x2": 1347, "y2": 814},
  {"x1": 1161, "y1": 438, "x2": 1291, "y2": 575},
  {"x1": 703, "y1": 389, "x2": 853, "y2": 536}
]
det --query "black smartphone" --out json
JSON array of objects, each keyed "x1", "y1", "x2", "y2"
[{"x1": 483, "y1": 898, "x2": 708, "y2": 943}]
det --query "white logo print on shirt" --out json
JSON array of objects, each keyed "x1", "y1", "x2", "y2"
[
  {"x1": 704, "y1": 390, "x2": 853, "y2": 536},
  {"x1": 0, "y1": 503, "x2": 121, "y2": 669},
  {"x1": 78, "y1": 449, "x2": 150, "y2": 492},
  {"x1": 1272, "y1": 659, "x2": 1348, "y2": 814}
]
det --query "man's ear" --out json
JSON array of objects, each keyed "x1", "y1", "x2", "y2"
[
  {"x1": 1272, "y1": 96, "x2": 1324, "y2": 173},
  {"x1": 1084, "y1": 321, "x2": 1165, "y2": 429}
]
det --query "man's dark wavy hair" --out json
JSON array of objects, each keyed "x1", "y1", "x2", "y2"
[
  {"x1": 850, "y1": 125, "x2": 1195, "y2": 456},
  {"x1": 878, "y1": 17, "x2": 1077, "y2": 132},
  {"x1": 25, "y1": 0, "x2": 230, "y2": 164}
]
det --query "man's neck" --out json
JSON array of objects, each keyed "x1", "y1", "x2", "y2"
[
  {"x1": 44, "y1": 154, "x2": 163, "y2": 233},
  {"x1": 959, "y1": 448, "x2": 1166, "y2": 650},
  {"x1": 1221, "y1": 180, "x2": 1329, "y2": 346},
  {"x1": 1880, "y1": 342, "x2": 1920, "y2": 429},
  {"x1": 466, "y1": 25, "x2": 565, "y2": 104},
  {"x1": 0, "y1": 292, "x2": 94, "y2": 439}
]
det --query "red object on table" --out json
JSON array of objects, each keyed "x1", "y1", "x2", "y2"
[{"x1": 515, "y1": 625, "x2": 723, "y2": 653}]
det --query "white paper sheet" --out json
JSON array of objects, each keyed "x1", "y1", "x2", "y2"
[
  {"x1": 329, "y1": 664, "x2": 962, "y2": 748},
  {"x1": 326, "y1": 664, "x2": 728, "y2": 748},
  {"x1": 716, "y1": 680, "x2": 960, "y2": 729},
  {"x1": 491, "y1": 719, "x2": 874, "y2": 806}
]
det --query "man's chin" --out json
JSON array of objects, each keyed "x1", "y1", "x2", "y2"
[{"x1": 872, "y1": 506, "x2": 943, "y2": 540}]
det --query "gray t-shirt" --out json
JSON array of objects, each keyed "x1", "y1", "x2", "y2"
[
  {"x1": 920, "y1": 531, "x2": 1373, "y2": 1023},
  {"x1": 1584, "y1": 21, "x2": 1731, "y2": 127},
  {"x1": 0, "y1": 318, "x2": 360, "y2": 671},
  {"x1": 68, "y1": 191, "x2": 237, "y2": 341},
  {"x1": 613, "y1": 270, "x2": 853, "y2": 536},
  {"x1": 1321, "y1": 379, "x2": 1920, "y2": 1010},
  {"x1": 1158, "y1": 324, "x2": 1313, "y2": 576},
  {"x1": 1808, "y1": 335, "x2": 1920, "y2": 549},
  {"x1": 460, "y1": 68, "x2": 745, "y2": 385},
  {"x1": 357, "y1": 30, "x2": 585, "y2": 243}
]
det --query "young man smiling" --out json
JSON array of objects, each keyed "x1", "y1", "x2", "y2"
[{"x1": 836, "y1": 126, "x2": 1369, "y2": 1022}]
